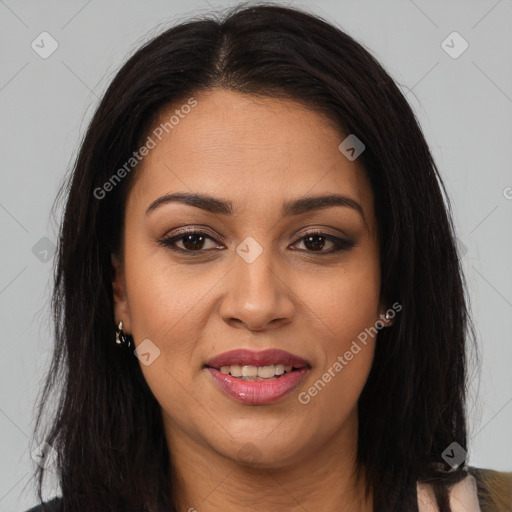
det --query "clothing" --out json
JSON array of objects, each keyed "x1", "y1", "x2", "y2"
[
  {"x1": 24, "y1": 497, "x2": 61, "y2": 512},
  {"x1": 417, "y1": 473, "x2": 481, "y2": 512},
  {"x1": 23, "y1": 466, "x2": 512, "y2": 512}
]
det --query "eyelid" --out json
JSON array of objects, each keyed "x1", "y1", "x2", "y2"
[
  {"x1": 291, "y1": 230, "x2": 355, "y2": 253},
  {"x1": 157, "y1": 227, "x2": 355, "y2": 255},
  {"x1": 157, "y1": 228, "x2": 223, "y2": 254},
  {"x1": 293, "y1": 227, "x2": 351, "y2": 242},
  {"x1": 163, "y1": 226, "x2": 221, "y2": 242}
]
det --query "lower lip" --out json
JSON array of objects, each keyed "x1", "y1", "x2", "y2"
[{"x1": 205, "y1": 367, "x2": 309, "y2": 405}]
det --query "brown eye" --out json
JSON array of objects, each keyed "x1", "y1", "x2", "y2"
[
  {"x1": 158, "y1": 229, "x2": 354, "y2": 256},
  {"x1": 158, "y1": 230, "x2": 221, "y2": 253},
  {"x1": 302, "y1": 234, "x2": 330, "y2": 251},
  {"x1": 292, "y1": 231, "x2": 355, "y2": 254},
  {"x1": 181, "y1": 233, "x2": 207, "y2": 251}
]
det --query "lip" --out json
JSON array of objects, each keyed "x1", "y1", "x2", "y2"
[
  {"x1": 203, "y1": 348, "x2": 311, "y2": 406},
  {"x1": 205, "y1": 366, "x2": 309, "y2": 405},
  {"x1": 204, "y1": 348, "x2": 310, "y2": 369}
]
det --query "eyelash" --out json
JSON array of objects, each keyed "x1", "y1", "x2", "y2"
[{"x1": 157, "y1": 229, "x2": 355, "y2": 256}]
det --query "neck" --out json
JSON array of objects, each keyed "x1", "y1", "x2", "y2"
[{"x1": 164, "y1": 408, "x2": 373, "y2": 512}]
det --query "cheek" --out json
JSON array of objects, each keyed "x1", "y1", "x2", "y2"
[
  {"x1": 297, "y1": 295, "x2": 378, "y2": 439},
  {"x1": 123, "y1": 229, "x2": 214, "y2": 344},
  {"x1": 122, "y1": 248, "x2": 211, "y2": 424},
  {"x1": 121, "y1": 236, "x2": 227, "y2": 411},
  {"x1": 297, "y1": 250, "x2": 380, "y2": 414},
  {"x1": 301, "y1": 244, "x2": 381, "y2": 346}
]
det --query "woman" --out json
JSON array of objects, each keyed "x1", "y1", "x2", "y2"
[{"x1": 26, "y1": 4, "x2": 511, "y2": 512}]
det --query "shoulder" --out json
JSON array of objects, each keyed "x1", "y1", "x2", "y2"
[
  {"x1": 23, "y1": 497, "x2": 63, "y2": 512},
  {"x1": 418, "y1": 472, "x2": 480, "y2": 512},
  {"x1": 468, "y1": 466, "x2": 512, "y2": 512},
  {"x1": 417, "y1": 467, "x2": 512, "y2": 512}
]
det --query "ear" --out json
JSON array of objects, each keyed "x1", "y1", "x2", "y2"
[
  {"x1": 111, "y1": 252, "x2": 132, "y2": 334},
  {"x1": 377, "y1": 300, "x2": 394, "y2": 328}
]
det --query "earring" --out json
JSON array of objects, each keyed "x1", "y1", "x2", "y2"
[
  {"x1": 376, "y1": 311, "x2": 392, "y2": 329},
  {"x1": 115, "y1": 321, "x2": 133, "y2": 348}
]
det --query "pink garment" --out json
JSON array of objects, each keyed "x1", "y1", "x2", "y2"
[{"x1": 417, "y1": 474, "x2": 481, "y2": 512}]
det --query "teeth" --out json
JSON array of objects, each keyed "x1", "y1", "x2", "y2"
[
  {"x1": 257, "y1": 365, "x2": 277, "y2": 379},
  {"x1": 218, "y1": 364, "x2": 295, "y2": 379},
  {"x1": 242, "y1": 365, "x2": 258, "y2": 377},
  {"x1": 275, "y1": 364, "x2": 285, "y2": 375}
]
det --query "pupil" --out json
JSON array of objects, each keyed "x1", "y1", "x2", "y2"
[
  {"x1": 304, "y1": 235, "x2": 324, "y2": 251},
  {"x1": 183, "y1": 234, "x2": 204, "y2": 251},
  {"x1": 181, "y1": 234, "x2": 326, "y2": 251}
]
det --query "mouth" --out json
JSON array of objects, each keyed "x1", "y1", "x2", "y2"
[
  {"x1": 203, "y1": 348, "x2": 311, "y2": 405},
  {"x1": 204, "y1": 348, "x2": 310, "y2": 371},
  {"x1": 204, "y1": 363, "x2": 303, "y2": 381}
]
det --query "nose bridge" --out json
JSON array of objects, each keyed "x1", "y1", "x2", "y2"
[
  {"x1": 236, "y1": 236, "x2": 277, "y2": 292},
  {"x1": 220, "y1": 235, "x2": 294, "y2": 329}
]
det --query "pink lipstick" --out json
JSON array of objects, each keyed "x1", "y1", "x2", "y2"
[{"x1": 204, "y1": 349, "x2": 310, "y2": 405}]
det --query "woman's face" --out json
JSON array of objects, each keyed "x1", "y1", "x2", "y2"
[{"x1": 112, "y1": 88, "x2": 388, "y2": 469}]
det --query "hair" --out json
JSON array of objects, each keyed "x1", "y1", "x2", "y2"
[{"x1": 30, "y1": 3, "x2": 481, "y2": 511}]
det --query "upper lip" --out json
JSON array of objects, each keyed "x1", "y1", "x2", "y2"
[{"x1": 205, "y1": 349, "x2": 310, "y2": 369}]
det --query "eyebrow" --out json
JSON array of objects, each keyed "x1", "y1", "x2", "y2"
[{"x1": 145, "y1": 192, "x2": 365, "y2": 221}]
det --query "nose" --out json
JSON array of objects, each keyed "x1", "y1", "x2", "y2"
[{"x1": 219, "y1": 247, "x2": 295, "y2": 331}]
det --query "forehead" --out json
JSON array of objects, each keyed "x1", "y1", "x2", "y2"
[{"x1": 128, "y1": 89, "x2": 374, "y2": 224}]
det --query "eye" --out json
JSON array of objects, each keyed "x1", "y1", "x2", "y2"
[
  {"x1": 157, "y1": 229, "x2": 222, "y2": 253},
  {"x1": 290, "y1": 230, "x2": 355, "y2": 254},
  {"x1": 157, "y1": 229, "x2": 355, "y2": 255}
]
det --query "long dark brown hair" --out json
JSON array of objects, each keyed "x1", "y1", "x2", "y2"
[{"x1": 31, "y1": 3, "x2": 477, "y2": 511}]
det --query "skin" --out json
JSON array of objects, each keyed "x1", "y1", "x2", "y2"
[{"x1": 112, "y1": 88, "x2": 393, "y2": 512}]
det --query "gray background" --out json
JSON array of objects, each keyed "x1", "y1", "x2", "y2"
[{"x1": 1, "y1": 0, "x2": 511, "y2": 510}]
